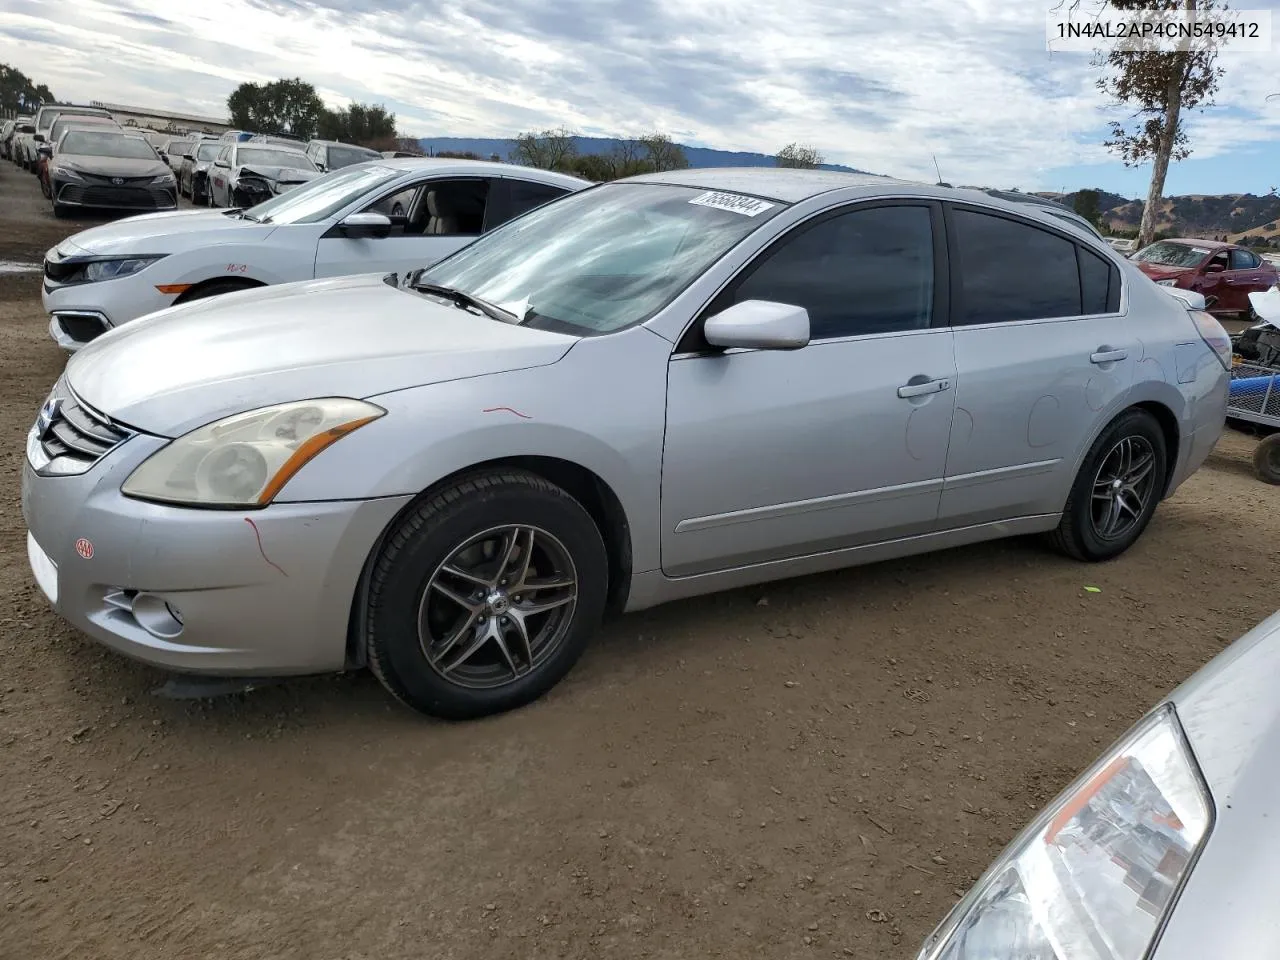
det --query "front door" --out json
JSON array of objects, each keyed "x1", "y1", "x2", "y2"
[
  {"x1": 313, "y1": 176, "x2": 494, "y2": 279},
  {"x1": 661, "y1": 202, "x2": 956, "y2": 577},
  {"x1": 938, "y1": 205, "x2": 1136, "y2": 527}
]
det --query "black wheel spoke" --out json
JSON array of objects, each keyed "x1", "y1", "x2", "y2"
[{"x1": 1089, "y1": 434, "x2": 1157, "y2": 542}]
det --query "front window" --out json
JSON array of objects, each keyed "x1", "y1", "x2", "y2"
[
  {"x1": 242, "y1": 164, "x2": 401, "y2": 224},
  {"x1": 196, "y1": 143, "x2": 220, "y2": 161},
  {"x1": 327, "y1": 145, "x2": 380, "y2": 169},
  {"x1": 1132, "y1": 241, "x2": 1211, "y2": 268},
  {"x1": 416, "y1": 183, "x2": 785, "y2": 335},
  {"x1": 236, "y1": 147, "x2": 317, "y2": 170},
  {"x1": 60, "y1": 131, "x2": 160, "y2": 160}
]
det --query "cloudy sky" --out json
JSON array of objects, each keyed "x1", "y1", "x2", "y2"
[{"x1": 3, "y1": 0, "x2": 1279, "y2": 197}]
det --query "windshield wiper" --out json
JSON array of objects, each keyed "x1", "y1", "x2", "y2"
[
  {"x1": 412, "y1": 281, "x2": 516, "y2": 324},
  {"x1": 238, "y1": 210, "x2": 262, "y2": 223}
]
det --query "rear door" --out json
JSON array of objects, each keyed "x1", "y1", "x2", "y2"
[
  {"x1": 938, "y1": 204, "x2": 1133, "y2": 528},
  {"x1": 1225, "y1": 248, "x2": 1271, "y2": 312},
  {"x1": 313, "y1": 176, "x2": 497, "y2": 278}
]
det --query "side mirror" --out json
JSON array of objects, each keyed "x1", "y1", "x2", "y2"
[
  {"x1": 1204, "y1": 262, "x2": 1226, "y2": 274},
  {"x1": 703, "y1": 300, "x2": 810, "y2": 351},
  {"x1": 214, "y1": 160, "x2": 229, "y2": 168},
  {"x1": 33, "y1": 133, "x2": 44, "y2": 143},
  {"x1": 339, "y1": 211, "x2": 393, "y2": 239}
]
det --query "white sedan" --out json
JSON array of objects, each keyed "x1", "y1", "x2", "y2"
[{"x1": 40, "y1": 158, "x2": 589, "y2": 350}]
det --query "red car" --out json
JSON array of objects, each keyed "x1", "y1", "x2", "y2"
[{"x1": 1132, "y1": 238, "x2": 1278, "y2": 318}]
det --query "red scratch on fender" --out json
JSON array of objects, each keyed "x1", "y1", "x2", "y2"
[
  {"x1": 483, "y1": 406, "x2": 532, "y2": 419},
  {"x1": 244, "y1": 517, "x2": 288, "y2": 577}
]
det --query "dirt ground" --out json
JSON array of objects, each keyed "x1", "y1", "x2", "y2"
[{"x1": 1, "y1": 158, "x2": 1277, "y2": 960}]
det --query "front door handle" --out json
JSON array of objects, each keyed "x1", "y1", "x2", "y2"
[
  {"x1": 897, "y1": 377, "x2": 951, "y2": 398},
  {"x1": 1090, "y1": 348, "x2": 1128, "y2": 364}
]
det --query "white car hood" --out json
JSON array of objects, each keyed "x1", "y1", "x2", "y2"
[
  {"x1": 66, "y1": 274, "x2": 578, "y2": 436},
  {"x1": 55, "y1": 209, "x2": 277, "y2": 259}
]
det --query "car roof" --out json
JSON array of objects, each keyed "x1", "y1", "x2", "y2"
[
  {"x1": 625, "y1": 167, "x2": 901, "y2": 202},
  {"x1": 313, "y1": 139, "x2": 379, "y2": 150},
  {"x1": 367, "y1": 156, "x2": 591, "y2": 187}
]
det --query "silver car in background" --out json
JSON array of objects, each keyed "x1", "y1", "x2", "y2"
[
  {"x1": 21, "y1": 169, "x2": 1230, "y2": 719},
  {"x1": 917, "y1": 608, "x2": 1280, "y2": 960}
]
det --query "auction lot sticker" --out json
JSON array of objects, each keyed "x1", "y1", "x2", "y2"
[{"x1": 689, "y1": 191, "x2": 775, "y2": 217}]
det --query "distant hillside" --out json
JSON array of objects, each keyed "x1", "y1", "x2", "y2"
[
  {"x1": 1041, "y1": 188, "x2": 1280, "y2": 242},
  {"x1": 416, "y1": 136, "x2": 873, "y2": 174}
]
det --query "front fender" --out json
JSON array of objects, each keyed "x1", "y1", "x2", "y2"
[
  {"x1": 161, "y1": 239, "x2": 313, "y2": 288},
  {"x1": 273, "y1": 329, "x2": 671, "y2": 573}
]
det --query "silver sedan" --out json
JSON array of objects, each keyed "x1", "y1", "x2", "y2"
[
  {"x1": 21, "y1": 169, "x2": 1231, "y2": 718},
  {"x1": 917, "y1": 608, "x2": 1280, "y2": 960}
]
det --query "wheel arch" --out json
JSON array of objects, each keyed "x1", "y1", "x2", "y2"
[
  {"x1": 344, "y1": 455, "x2": 633, "y2": 669},
  {"x1": 172, "y1": 275, "x2": 267, "y2": 304}
]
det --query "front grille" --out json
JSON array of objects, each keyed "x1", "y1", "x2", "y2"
[
  {"x1": 80, "y1": 173, "x2": 155, "y2": 186},
  {"x1": 55, "y1": 312, "x2": 109, "y2": 344},
  {"x1": 57, "y1": 184, "x2": 175, "y2": 209},
  {"x1": 35, "y1": 381, "x2": 130, "y2": 471}
]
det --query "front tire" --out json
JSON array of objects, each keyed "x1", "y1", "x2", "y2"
[
  {"x1": 366, "y1": 470, "x2": 609, "y2": 720},
  {"x1": 1050, "y1": 409, "x2": 1168, "y2": 562},
  {"x1": 1254, "y1": 433, "x2": 1280, "y2": 485}
]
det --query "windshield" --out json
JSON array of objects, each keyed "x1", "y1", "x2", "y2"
[
  {"x1": 417, "y1": 183, "x2": 784, "y2": 335},
  {"x1": 241, "y1": 164, "x2": 400, "y2": 223},
  {"x1": 60, "y1": 131, "x2": 159, "y2": 160},
  {"x1": 1132, "y1": 241, "x2": 1212, "y2": 268},
  {"x1": 238, "y1": 147, "x2": 316, "y2": 169},
  {"x1": 327, "y1": 144, "x2": 380, "y2": 169},
  {"x1": 197, "y1": 142, "x2": 220, "y2": 161},
  {"x1": 51, "y1": 118, "x2": 114, "y2": 142},
  {"x1": 167, "y1": 139, "x2": 194, "y2": 155}
]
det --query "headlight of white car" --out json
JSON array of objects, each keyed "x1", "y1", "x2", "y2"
[
  {"x1": 121, "y1": 399, "x2": 385, "y2": 507},
  {"x1": 82, "y1": 256, "x2": 166, "y2": 283},
  {"x1": 917, "y1": 704, "x2": 1212, "y2": 960},
  {"x1": 1155, "y1": 279, "x2": 1179, "y2": 286}
]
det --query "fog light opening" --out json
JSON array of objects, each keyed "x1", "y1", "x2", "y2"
[{"x1": 130, "y1": 592, "x2": 184, "y2": 640}]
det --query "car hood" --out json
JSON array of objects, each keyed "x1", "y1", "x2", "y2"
[
  {"x1": 237, "y1": 164, "x2": 319, "y2": 184},
  {"x1": 55, "y1": 154, "x2": 170, "y2": 179},
  {"x1": 65, "y1": 274, "x2": 579, "y2": 436},
  {"x1": 53, "y1": 208, "x2": 277, "y2": 258},
  {"x1": 1135, "y1": 262, "x2": 1192, "y2": 280},
  {"x1": 1153, "y1": 609, "x2": 1280, "y2": 958}
]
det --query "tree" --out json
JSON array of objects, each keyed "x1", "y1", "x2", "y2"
[
  {"x1": 776, "y1": 143, "x2": 824, "y2": 169},
  {"x1": 1095, "y1": 0, "x2": 1226, "y2": 248},
  {"x1": 316, "y1": 102, "x2": 397, "y2": 146},
  {"x1": 510, "y1": 127, "x2": 578, "y2": 171},
  {"x1": 0, "y1": 63, "x2": 55, "y2": 116},
  {"x1": 639, "y1": 132, "x2": 688, "y2": 172},
  {"x1": 1073, "y1": 188, "x2": 1102, "y2": 226},
  {"x1": 227, "y1": 78, "x2": 325, "y2": 140}
]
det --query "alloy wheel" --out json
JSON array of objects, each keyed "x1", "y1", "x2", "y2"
[
  {"x1": 417, "y1": 525, "x2": 578, "y2": 689},
  {"x1": 1090, "y1": 435, "x2": 1157, "y2": 541}
]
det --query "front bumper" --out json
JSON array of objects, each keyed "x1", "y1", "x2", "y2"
[
  {"x1": 21, "y1": 418, "x2": 411, "y2": 676},
  {"x1": 51, "y1": 178, "x2": 177, "y2": 212},
  {"x1": 42, "y1": 265, "x2": 173, "y2": 348}
]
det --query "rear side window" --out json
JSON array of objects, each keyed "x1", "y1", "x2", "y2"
[
  {"x1": 1230, "y1": 248, "x2": 1260, "y2": 270},
  {"x1": 1079, "y1": 246, "x2": 1120, "y2": 314},
  {"x1": 951, "y1": 209, "x2": 1080, "y2": 324},
  {"x1": 508, "y1": 181, "x2": 570, "y2": 218}
]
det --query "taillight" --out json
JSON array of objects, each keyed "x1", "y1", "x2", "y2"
[{"x1": 1190, "y1": 309, "x2": 1231, "y2": 370}]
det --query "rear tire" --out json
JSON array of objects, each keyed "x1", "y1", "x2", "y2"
[
  {"x1": 366, "y1": 470, "x2": 608, "y2": 720},
  {"x1": 1049, "y1": 409, "x2": 1168, "y2": 562},
  {"x1": 1254, "y1": 433, "x2": 1280, "y2": 485}
]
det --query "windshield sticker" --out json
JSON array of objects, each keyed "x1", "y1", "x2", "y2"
[
  {"x1": 1189, "y1": 247, "x2": 1211, "y2": 256},
  {"x1": 688, "y1": 191, "x2": 775, "y2": 217}
]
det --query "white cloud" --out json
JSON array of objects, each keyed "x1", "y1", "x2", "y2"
[{"x1": 2, "y1": 0, "x2": 1277, "y2": 188}]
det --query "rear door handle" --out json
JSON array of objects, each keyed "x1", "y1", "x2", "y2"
[
  {"x1": 1090, "y1": 349, "x2": 1128, "y2": 364},
  {"x1": 897, "y1": 378, "x2": 951, "y2": 398}
]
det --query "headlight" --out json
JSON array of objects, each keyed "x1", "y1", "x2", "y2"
[
  {"x1": 83, "y1": 257, "x2": 165, "y2": 282},
  {"x1": 1156, "y1": 279, "x2": 1179, "y2": 287},
  {"x1": 151, "y1": 172, "x2": 175, "y2": 185},
  {"x1": 55, "y1": 166, "x2": 84, "y2": 181},
  {"x1": 917, "y1": 704, "x2": 1212, "y2": 960},
  {"x1": 121, "y1": 398, "x2": 385, "y2": 507}
]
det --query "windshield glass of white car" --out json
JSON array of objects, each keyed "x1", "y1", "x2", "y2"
[
  {"x1": 196, "y1": 142, "x2": 220, "y2": 161},
  {"x1": 242, "y1": 164, "x2": 400, "y2": 224},
  {"x1": 238, "y1": 147, "x2": 316, "y2": 169},
  {"x1": 416, "y1": 183, "x2": 785, "y2": 334}
]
